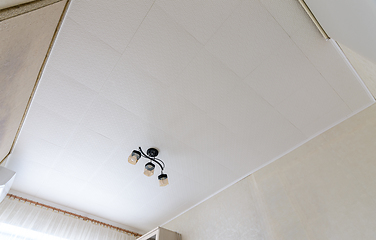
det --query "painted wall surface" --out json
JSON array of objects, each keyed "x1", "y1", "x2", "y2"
[
  {"x1": 0, "y1": 0, "x2": 35, "y2": 10},
  {"x1": 304, "y1": 0, "x2": 376, "y2": 65},
  {"x1": 0, "y1": 0, "x2": 66, "y2": 162},
  {"x1": 163, "y1": 103, "x2": 376, "y2": 240}
]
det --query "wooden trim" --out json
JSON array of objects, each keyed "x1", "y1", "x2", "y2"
[
  {"x1": 297, "y1": 0, "x2": 330, "y2": 40},
  {"x1": 6, "y1": 194, "x2": 142, "y2": 237}
]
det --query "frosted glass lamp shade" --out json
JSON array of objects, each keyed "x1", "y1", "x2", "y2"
[
  {"x1": 144, "y1": 162, "x2": 155, "y2": 177},
  {"x1": 128, "y1": 150, "x2": 141, "y2": 165},
  {"x1": 158, "y1": 173, "x2": 169, "y2": 187}
]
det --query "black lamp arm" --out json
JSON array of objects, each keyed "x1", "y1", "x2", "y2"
[{"x1": 138, "y1": 147, "x2": 165, "y2": 171}]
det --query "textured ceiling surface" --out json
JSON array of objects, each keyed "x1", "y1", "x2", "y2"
[{"x1": 7, "y1": 0, "x2": 374, "y2": 232}]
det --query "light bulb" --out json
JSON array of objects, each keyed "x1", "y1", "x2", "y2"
[
  {"x1": 158, "y1": 173, "x2": 169, "y2": 187},
  {"x1": 128, "y1": 150, "x2": 141, "y2": 165},
  {"x1": 144, "y1": 162, "x2": 155, "y2": 177}
]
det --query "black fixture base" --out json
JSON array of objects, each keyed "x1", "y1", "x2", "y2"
[{"x1": 147, "y1": 148, "x2": 159, "y2": 157}]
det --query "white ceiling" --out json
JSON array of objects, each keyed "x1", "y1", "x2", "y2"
[{"x1": 6, "y1": 0, "x2": 374, "y2": 232}]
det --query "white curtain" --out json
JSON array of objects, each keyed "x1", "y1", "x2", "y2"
[{"x1": 0, "y1": 196, "x2": 137, "y2": 240}]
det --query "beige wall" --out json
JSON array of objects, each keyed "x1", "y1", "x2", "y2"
[
  {"x1": 0, "y1": 0, "x2": 66, "y2": 163},
  {"x1": 163, "y1": 103, "x2": 376, "y2": 240}
]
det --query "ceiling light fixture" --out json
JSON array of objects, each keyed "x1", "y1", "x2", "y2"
[{"x1": 128, "y1": 147, "x2": 168, "y2": 187}]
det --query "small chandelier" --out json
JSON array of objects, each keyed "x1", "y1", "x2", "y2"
[{"x1": 128, "y1": 147, "x2": 169, "y2": 187}]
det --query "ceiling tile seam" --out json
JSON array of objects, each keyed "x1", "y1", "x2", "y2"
[
  {"x1": 300, "y1": 104, "x2": 352, "y2": 138},
  {"x1": 236, "y1": 78, "x2": 307, "y2": 138},
  {"x1": 315, "y1": 72, "x2": 353, "y2": 111},
  {"x1": 152, "y1": 2, "x2": 203, "y2": 45},
  {"x1": 97, "y1": 91, "x2": 173, "y2": 133},
  {"x1": 134, "y1": 2, "x2": 206, "y2": 84},
  {"x1": 154, "y1": 0, "x2": 242, "y2": 46},
  {"x1": 307, "y1": 41, "x2": 375, "y2": 111},
  {"x1": 58, "y1": 17, "x2": 123, "y2": 94},
  {"x1": 82, "y1": 147, "x2": 122, "y2": 187},
  {"x1": 286, "y1": 31, "x2": 363, "y2": 112},
  {"x1": 34, "y1": 65, "x2": 99, "y2": 116},
  {"x1": 257, "y1": 0, "x2": 304, "y2": 39},
  {"x1": 16, "y1": 148, "x2": 63, "y2": 169},
  {"x1": 311, "y1": 44, "x2": 363, "y2": 110},
  {"x1": 203, "y1": 28, "x2": 294, "y2": 84},
  {"x1": 34, "y1": 102, "x2": 89, "y2": 148},
  {"x1": 270, "y1": 91, "x2": 330, "y2": 138},
  {"x1": 46, "y1": 152, "x2": 99, "y2": 178},
  {"x1": 256, "y1": 39, "x2": 356, "y2": 134},
  {"x1": 65, "y1": 16, "x2": 124, "y2": 55},
  {"x1": 96, "y1": 81, "x2": 231, "y2": 150},
  {"x1": 16, "y1": 91, "x2": 81, "y2": 149},
  {"x1": 173, "y1": 48, "x2": 247, "y2": 102},
  {"x1": 63, "y1": 18, "x2": 124, "y2": 91},
  {"x1": 238, "y1": 44, "x2": 306, "y2": 105},
  {"x1": 116, "y1": 0, "x2": 157, "y2": 56},
  {"x1": 94, "y1": 0, "x2": 159, "y2": 94}
]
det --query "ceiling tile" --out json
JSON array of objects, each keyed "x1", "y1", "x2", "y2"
[
  {"x1": 244, "y1": 39, "x2": 321, "y2": 106},
  {"x1": 47, "y1": 17, "x2": 121, "y2": 91},
  {"x1": 63, "y1": 126, "x2": 116, "y2": 162},
  {"x1": 34, "y1": 169, "x2": 86, "y2": 206},
  {"x1": 290, "y1": 23, "x2": 337, "y2": 73},
  {"x1": 33, "y1": 66, "x2": 98, "y2": 122},
  {"x1": 259, "y1": 0, "x2": 313, "y2": 36},
  {"x1": 300, "y1": 102, "x2": 352, "y2": 137},
  {"x1": 6, "y1": 159, "x2": 51, "y2": 196},
  {"x1": 21, "y1": 102, "x2": 77, "y2": 147},
  {"x1": 162, "y1": 144, "x2": 237, "y2": 192},
  {"x1": 171, "y1": 49, "x2": 242, "y2": 112},
  {"x1": 205, "y1": 0, "x2": 291, "y2": 78},
  {"x1": 51, "y1": 151, "x2": 102, "y2": 181},
  {"x1": 68, "y1": 0, "x2": 154, "y2": 53},
  {"x1": 275, "y1": 75, "x2": 344, "y2": 130},
  {"x1": 100, "y1": 55, "x2": 211, "y2": 142},
  {"x1": 9, "y1": 132, "x2": 62, "y2": 167},
  {"x1": 208, "y1": 82, "x2": 302, "y2": 139},
  {"x1": 81, "y1": 96, "x2": 146, "y2": 144},
  {"x1": 156, "y1": 0, "x2": 241, "y2": 44},
  {"x1": 120, "y1": 4, "x2": 203, "y2": 85}
]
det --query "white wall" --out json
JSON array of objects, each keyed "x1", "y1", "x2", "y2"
[
  {"x1": 163, "y1": 103, "x2": 376, "y2": 239},
  {"x1": 304, "y1": 0, "x2": 376, "y2": 64}
]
